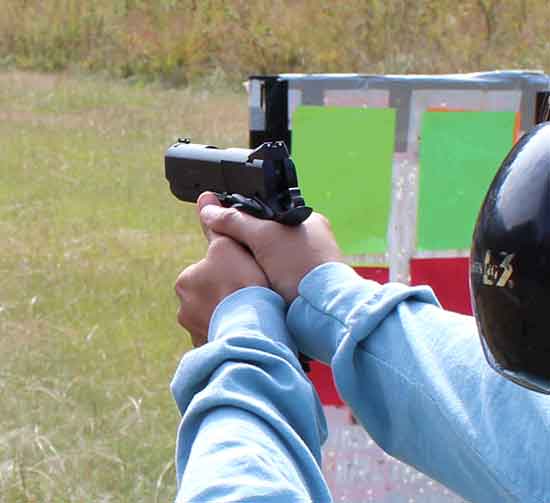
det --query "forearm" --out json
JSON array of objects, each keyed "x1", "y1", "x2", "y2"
[
  {"x1": 288, "y1": 263, "x2": 550, "y2": 503},
  {"x1": 171, "y1": 287, "x2": 331, "y2": 502}
]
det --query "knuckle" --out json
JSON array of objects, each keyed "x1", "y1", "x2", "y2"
[
  {"x1": 174, "y1": 260, "x2": 204, "y2": 302},
  {"x1": 177, "y1": 302, "x2": 202, "y2": 334},
  {"x1": 250, "y1": 221, "x2": 277, "y2": 252},
  {"x1": 174, "y1": 277, "x2": 184, "y2": 296},
  {"x1": 253, "y1": 235, "x2": 273, "y2": 258},
  {"x1": 192, "y1": 337, "x2": 204, "y2": 348},
  {"x1": 208, "y1": 236, "x2": 232, "y2": 256},
  {"x1": 315, "y1": 212, "x2": 331, "y2": 227},
  {"x1": 191, "y1": 332, "x2": 207, "y2": 348},
  {"x1": 312, "y1": 212, "x2": 333, "y2": 233},
  {"x1": 219, "y1": 207, "x2": 241, "y2": 227},
  {"x1": 174, "y1": 263, "x2": 199, "y2": 295},
  {"x1": 177, "y1": 305, "x2": 189, "y2": 329}
]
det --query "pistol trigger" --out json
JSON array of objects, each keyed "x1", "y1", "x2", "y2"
[{"x1": 223, "y1": 194, "x2": 275, "y2": 220}]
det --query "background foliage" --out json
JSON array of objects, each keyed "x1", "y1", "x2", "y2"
[
  {"x1": 0, "y1": 70, "x2": 248, "y2": 502},
  {"x1": 0, "y1": 0, "x2": 548, "y2": 85}
]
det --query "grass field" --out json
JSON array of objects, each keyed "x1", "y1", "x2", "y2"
[{"x1": 0, "y1": 69, "x2": 248, "y2": 502}]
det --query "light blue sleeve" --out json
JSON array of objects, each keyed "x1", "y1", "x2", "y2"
[
  {"x1": 170, "y1": 287, "x2": 332, "y2": 502},
  {"x1": 287, "y1": 262, "x2": 550, "y2": 503}
]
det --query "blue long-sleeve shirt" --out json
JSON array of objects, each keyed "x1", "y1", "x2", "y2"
[{"x1": 171, "y1": 262, "x2": 550, "y2": 502}]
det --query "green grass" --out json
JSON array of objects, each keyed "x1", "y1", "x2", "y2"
[{"x1": 0, "y1": 69, "x2": 248, "y2": 502}]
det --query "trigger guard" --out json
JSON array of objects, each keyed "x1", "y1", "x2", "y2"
[{"x1": 228, "y1": 195, "x2": 275, "y2": 220}]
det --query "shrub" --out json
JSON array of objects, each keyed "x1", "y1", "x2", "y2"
[{"x1": 0, "y1": 0, "x2": 548, "y2": 84}]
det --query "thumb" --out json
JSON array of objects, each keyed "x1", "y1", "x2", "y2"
[
  {"x1": 196, "y1": 192, "x2": 221, "y2": 243},
  {"x1": 200, "y1": 204, "x2": 267, "y2": 252}
]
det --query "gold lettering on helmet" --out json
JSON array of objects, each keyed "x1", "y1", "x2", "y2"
[
  {"x1": 483, "y1": 251, "x2": 495, "y2": 285},
  {"x1": 482, "y1": 250, "x2": 515, "y2": 287},
  {"x1": 496, "y1": 253, "x2": 515, "y2": 287}
]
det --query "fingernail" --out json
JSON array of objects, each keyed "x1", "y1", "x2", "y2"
[{"x1": 200, "y1": 204, "x2": 224, "y2": 222}]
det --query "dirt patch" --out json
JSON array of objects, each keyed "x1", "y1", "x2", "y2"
[
  {"x1": 0, "y1": 318, "x2": 60, "y2": 353},
  {"x1": 0, "y1": 69, "x2": 65, "y2": 93},
  {"x1": 0, "y1": 107, "x2": 121, "y2": 130},
  {"x1": 0, "y1": 69, "x2": 135, "y2": 130}
]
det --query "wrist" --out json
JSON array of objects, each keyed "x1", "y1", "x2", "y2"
[
  {"x1": 279, "y1": 260, "x2": 346, "y2": 304},
  {"x1": 209, "y1": 286, "x2": 297, "y2": 354},
  {"x1": 287, "y1": 263, "x2": 375, "y2": 363}
]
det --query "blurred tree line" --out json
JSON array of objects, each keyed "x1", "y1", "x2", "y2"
[{"x1": 0, "y1": 0, "x2": 547, "y2": 85}]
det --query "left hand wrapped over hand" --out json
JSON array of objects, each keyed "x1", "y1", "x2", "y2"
[{"x1": 175, "y1": 194, "x2": 269, "y2": 347}]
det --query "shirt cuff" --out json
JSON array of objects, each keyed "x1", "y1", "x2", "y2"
[
  {"x1": 208, "y1": 286, "x2": 297, "y2": 355},
  {"x1": 287, "y1": 262, "x2": 380, "y2": 364}
]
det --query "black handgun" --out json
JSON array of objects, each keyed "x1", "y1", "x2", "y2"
[
  {"x1": 164, "y1": 139, "x2": 312, "y2": 225},
  {"x1": 165, "y1": 138, "x2": 313, "y2": 371}
]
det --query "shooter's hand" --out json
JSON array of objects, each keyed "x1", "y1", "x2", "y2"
[
  {"x1": 175, "y1": 194, "x2": 269, "y2": 347},
  {"x1": 198, "y1": 192, "x2": 343, "y2": 303}
]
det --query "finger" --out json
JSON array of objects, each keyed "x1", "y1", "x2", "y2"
[
  {"x1": 206, "y1": 234, "x2": 256, "y2": 265},
  {"x1": 203, "y1": 226, "x2": 222, "y2": 244},
  {"x1": 178, "y1": 305, "x2": 207, "y2": 347},
  {"x1": 190, "y1": 331, "x2": 208, "y2": 348},
  {"x1": 177, "y1": 308, "x2": 206, "y2": 346},
  {"x1": 197, "y1": 192, "x2": 222, "y2": 243},
  {"x1": 200, "y1": 205, "x2": 276, "y2": 252},
  {"x1": 197, "y1": 191, "x2": 221, "y2": 211},
  {"x1": 175, "y1": 277, "x2": 207, "y2": 335},
  {"x1": 174, "y1": 263, "x2": 196, "y2": 300}
]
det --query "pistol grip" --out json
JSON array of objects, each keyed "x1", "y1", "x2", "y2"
[
  {"x1": 275, "y1": 206, "x2": 312, "y2": 226},
  {"x1": 216, "y1": 193, "x2": 311, "y2": 226}
]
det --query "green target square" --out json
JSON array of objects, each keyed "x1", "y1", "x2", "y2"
[
  {"x1": 291, "y1": 106, "x2": 396, "y2": 256},
  {"x1": 418, "y1": 111, "x2": 516, "y2": 251}
]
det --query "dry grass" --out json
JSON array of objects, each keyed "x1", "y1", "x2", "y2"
[
  {"x1": 0, "y1": 68, "x2": 247, "y2": 502},
  {"x1": 0, "y1": 0, "x2": 549, "y2": 85}
]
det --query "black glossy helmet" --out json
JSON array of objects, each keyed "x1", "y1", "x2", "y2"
[{"x1": 471, "y1": 122, "x2": 550, "y2": 394}]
